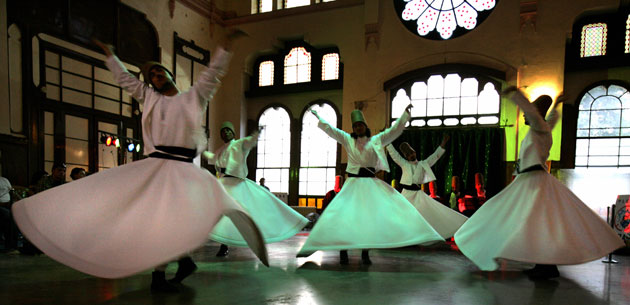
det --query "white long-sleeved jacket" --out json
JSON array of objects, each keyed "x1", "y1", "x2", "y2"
[
  {"x1": 315, "y1": 111, "x2": 411, "y2": 174},
  {"x1": 509, "y1": 91, "x2": 560, "y2": 171},
  {"x1": 105, "y1": 48, "x2": 232, "y2": 156},
  {"x1": 387, "y1": 144, "x2": 445, "y2": 186},
  {"x1": 205, "y1": 131, "x2": 260, "y2": 179}
]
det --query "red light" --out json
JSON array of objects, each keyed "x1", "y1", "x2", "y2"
[{"x1": 106, "y1": 136, "x2": 113, "y2": 146}]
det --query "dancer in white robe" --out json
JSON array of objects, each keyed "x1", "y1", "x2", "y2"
[
  {"x1": 297, "y1": 106, "x2": 444, "y2": 264},
  {"x1": 204, "y1": 122, "x2": 308, "y2": 254},
  {"x1": 386, "y1": 135, "x2": 468, "y2": 239},
  {"x1": 11, "y1": 32, "x2": 268, "y2": 293},
  {"x1": 454, "y1": 87, "x2": 624, "y2": 279}
]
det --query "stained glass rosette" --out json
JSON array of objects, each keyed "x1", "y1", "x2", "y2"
[{"x1": 394, "y1": 0, "x2": 497, "y2": 40}]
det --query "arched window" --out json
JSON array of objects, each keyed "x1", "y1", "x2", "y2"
[
  {"x1": 284, "y1": 47, "x2": 311, "y2": 84},
  {"x1": 575, "y1": 84, "x2": 630, "y2": 167},
  {"x1": 581, "y1": 23, "x2": 608, "y2": 57},
  {"x1": 257, "y1": 107, "x2": 292, "y2": 192},
  {"x1": 322, "y1": 53, "x2": 339, "y2": 81},
  {"x1": 390, "y1": 72, "x2": 500, "y2": 127},
  {"x1": 259, "y1": 60, "x2": 274, "y2": 87},
  {"x1": 299, "y1": 103, "x2": 338, "y2": 204}
]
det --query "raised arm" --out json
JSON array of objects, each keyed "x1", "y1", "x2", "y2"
[
  {"x1": 192, "y1": 29, "x2": 248, "y2": 107},
  {"x1": 312, "y1": 109, "x2": 350, "y2": 145},
  {"x1": 242, "y1": 127, "x2": 263, "y2": 152},
  {"x1": 546, "y1": 97, "x2": 563, "y2": 130},
  {"x1": 503, "y1": 87, "x2": 549, "y2": 132},
  {"x1": 191, "y1": 47, "x2": 232, "y2": 107},
  {"x1": 386, "y1": 144, "x2": 407, "y2": 167},
  {"x1": 424, "y1": 134, "x2": 448, "y2": 167},
  {"x1": 377, "y1": 105, "x2": 412, "y2": 146},
  {"x1": 94, "y1": 39, "x2": 149, "y2": 103}
]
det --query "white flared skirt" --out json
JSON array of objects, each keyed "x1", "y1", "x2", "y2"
[
  {"x1": 12, "y1": 158, "x2": 268, "y2": 278},
  {"x1": 402, "y1": 189, "x2": 468, "y2": 239},
  {"x1": 453, "y1": 170, "x2": 624, "y2": 271},
  {"x1": 297, "y1": 177, "x2": 444, "y2": 257},
  {"x1": 210, "y1": 177, "x2": 308, "y2": 246}
]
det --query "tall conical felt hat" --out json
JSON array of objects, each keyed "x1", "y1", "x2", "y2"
[
  {"x1": 399, "y1": 142, "x2": 415, "y2": 157},
  {"x1": 351, "y1": 110, "x2": 367, "y2": 125},
  {"x1": 141, "y1": 61, "x2": 173, "y2": 86},
  {"x1": 220, "y1": 121, "x2": 235, "y2": 134}
]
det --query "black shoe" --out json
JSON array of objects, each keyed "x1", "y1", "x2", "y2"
[
  {"x1": 169, "y1": 257, "x2": 198, "y2": 284},
  {"x1": 523, "y1": 265, "x2": 537, "y2": 275},
  {"x1": 527, "y1": 264, "x2": 559, "y2": 280},
  {"x1": 361, "y1": 250, "x2": 372, "y2": 265},
  {"x1": 340, "y1": 250, "x2": 349, "y2": 265},
  {"x1": 151, "y1": 271, "x2": 179, "y2": 293},
  {"x1": 216, "y1": 244, "x2": 229, "y2": 257}
]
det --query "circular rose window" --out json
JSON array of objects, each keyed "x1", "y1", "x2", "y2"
[{"x1": 393, "y1": 0, "x2": 498, "y2": 40}]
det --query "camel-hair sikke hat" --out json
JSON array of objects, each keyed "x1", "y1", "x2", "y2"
[
  {"x1": 220, "y1": 121, "x2": 235, "y2": 134},
  {"x1": 141, "y1": 61, "x2": 173, "y2": 86},
  {"x1": 399, "y1": 142, "x2": 415, "y2": 157}
]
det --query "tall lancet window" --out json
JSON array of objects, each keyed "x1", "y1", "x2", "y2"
[
  {"x1": 581, "y1": 23, "x2": 608, "y2": 57},
  {"x1": 299, "y1": 103, "x2": 338, "y2": 201},
  {"x1": 322, "y1": 53, "x2": 339, "y2": 81},
  {"x1": 259, "y1": 61, "x2": 274, "y2": 87},
  {"x1": 284, "y1": 47, "x2": 311, "y2": 84},
  {"x1": 257, "y1": 107, "x2": 292, "y2": 192}
]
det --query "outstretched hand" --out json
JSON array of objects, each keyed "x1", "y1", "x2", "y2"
[
  {"x1": 405, "y1": 104, "x2": 413, "y2": 114},
  {"x1": 440, "y1": 134, "x2": 450, "y2": 148},
  {"x1": 92, "y1": 38, "x2": 114, "y2": 57},
  {"x1": 310, "y1": 109, "x2": 320, "y2": 119},
  {"x1": 256, "y1": 125, "x2": 265, "y2": 134},
  {"x1": 202, "y1": 151, "x2": 215, "y2": 160}
]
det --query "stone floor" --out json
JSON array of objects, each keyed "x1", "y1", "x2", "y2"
[{"x1": 0, "y1": 235, "x2": 629, "y2": 305}]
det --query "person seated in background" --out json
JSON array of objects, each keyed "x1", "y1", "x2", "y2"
[
  {"x1": 0, "y1": 175, "x2": 14, "y2": 250},
  {"x1": 474, "y1": 172, "x2": 487, "y2": 208},
  {"x1": 449, "y1": 176, "x2": 462, "y2": 211},
  {"x1": 33, "y1": 162, "x2": 66, "y2": 194},
  {"x1": 70, "y1": 168, "x2": 87, "y2": 181},
  {"x1": 26, "y1": 170, "x2": 48, "y2": 197},
  {"x1": 426, "y1": 180, "x2": 446, "y2": 206},
  {"x1": 318, "y1": 175, "x2": 344, "y2": 215},
  {"x1": 259, "y1": 177, "x2": 269, "y2": 191},
  {"x1": 450, "y1": 175, "x2": 476, "y2": 217}
]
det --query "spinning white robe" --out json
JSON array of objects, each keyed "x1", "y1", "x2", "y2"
[
  {"x1": 387, "y1": 144, "x2": 467, "y2": 239},
  {"x1": 205, "y1": 134, "x2": 308, "y2": 246},
  {"x1": 454, "y1": 91, "x2": 624, "y2": 271},
  {"x1": 12, "y1": 47, "x2": 268, "y2": 278},
  {"x1": 297, "y1": 111, "x2": 444, "y2": 257}
]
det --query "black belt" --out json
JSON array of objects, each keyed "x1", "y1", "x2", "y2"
[
  {"x1": 401, "y1": 184, "x2": 422, "y2": 191},
  {"x1": 149, "y1": 145, "x2": 196, "y2": 163},
  {"x1": 217, "y1": 167, "x2": 238, "y2": 179},
  {"x1": 517, "y1": 164, "x2": 545, "y2": 174},
  {"x1": 347, "y1": 167, "x2": 376, "y2": 178}
]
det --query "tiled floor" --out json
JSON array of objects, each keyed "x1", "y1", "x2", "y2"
[{"x1": 1, "y1": 235, "x2": 628, "y2": 305}]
